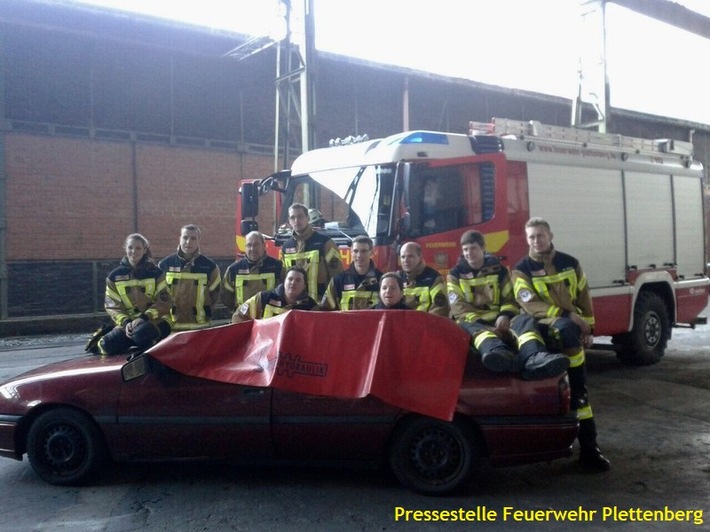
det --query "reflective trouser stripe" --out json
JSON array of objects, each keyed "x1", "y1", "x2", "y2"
[
  {"x1": 568, "y1": 349, "x2": 586, "y2": 368},
  {"x1": 473, "y1": 330, "x2": 497, "y2": 350},
  {"x1": 576, "y1": 404, "x2": 593, "y2": 420},
  {"x1": 516, "y1": 330, "x2": 545, "y2": 350}
]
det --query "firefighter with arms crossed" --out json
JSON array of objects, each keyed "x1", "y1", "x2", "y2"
[
  {"x1": 159, "y1": 224, "x2": 221, "y2": 330},
  {"x1": 221, "y1": 231, "x2": 283, "y2": 313},
  {"x1": 231, "y1": 266, "x2": 317, "y2": 322},
  {"x1": 512, "y1": 217, "x2": 610, "y2": 471},
  {"x1": 321, "y1": 235, "x2": 383, "y2": 310},
  {"x1": 448, "y1": 230, "x2": 568, "y2": 379},
  {"x1": 280, "y1": 203, "x2": 344, "y2": 301},
  {"x1": 98, "y1": 233, "x2": 172, "y2": 355},
  {"x1": 397, "y1": 242, "x2": 450, "y2": 317}
]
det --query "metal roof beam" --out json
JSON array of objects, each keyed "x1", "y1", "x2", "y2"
[{"x1": 610, "y1": 0, "x2": 710, "y2": 39}]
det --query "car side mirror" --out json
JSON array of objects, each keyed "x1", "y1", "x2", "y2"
[{"x1": 121, "y1": 355, "x2": 149, "y2": 382}]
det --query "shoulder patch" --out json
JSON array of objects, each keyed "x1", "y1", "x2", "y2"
[{"x1": 519, "y1": 289, "x2": 533, "y2": 302}]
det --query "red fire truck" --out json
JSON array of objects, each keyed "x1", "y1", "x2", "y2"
[{"x1": 236, "y1": 118, "x2": 709, "y2": 366}]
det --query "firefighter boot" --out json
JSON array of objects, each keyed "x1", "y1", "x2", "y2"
[
  {"x1": 520, "y1": 352, "x2": 569, "y2": 380},
  {"x1": 511, "y1": 313, "x2": 568, "y2": 380},
  {"x1": 476, "y1": 335, "x2": 521, "y2": 373},
  {"x1": 578, "y1": 417, "x2": 611, "y2": 472}
]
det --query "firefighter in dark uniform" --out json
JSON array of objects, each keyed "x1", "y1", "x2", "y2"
[
  {"x1": 280, "y1": 203, "x2": 344, "y2": 301},
  {"x1": 231, "y1": 266, "x2": 317, "y2": 322},
  {"x1": 321, "y1": 235, "x2": 383, "y2": 311},
  {"x1": 397, "y1": 241, "x2": 450, "y2": 317},
  {"x1": 159, "y1": 224, "x2": 221, "y2": 330},
  {"x1": 512, "y1": 217, "x2": 611, "y2": 471},
  {"x1": 448, "y1": 230, "x2": 568, "y2": 379},
  {"x1": 99, "y1": 233, "x2": 172, "y2": 355},
  {"x1": 372, "y1": 272, "x2": 411, "y2": 309},
  {"x1": 221, "y1": 231, "x2": 283, "y2": 313}
]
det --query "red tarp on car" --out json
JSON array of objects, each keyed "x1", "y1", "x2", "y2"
[{"x1": 147, "y1": 310, "x2": 471, "y2": 421}]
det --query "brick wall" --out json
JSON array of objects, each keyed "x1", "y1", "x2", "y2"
[{"x1": 5, "y1": 133, "x2": 274, "y2": 261}]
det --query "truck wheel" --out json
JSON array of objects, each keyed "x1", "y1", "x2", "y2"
[
  {"x1": 617, "y1": 291, "x2": 670, "y2": 366},
  {"x1": 27, "y1": 408, "x2": 109, "y2": 486},
  {"x1": 389, "y1": 416, "x2": 477, "y2": 495}
]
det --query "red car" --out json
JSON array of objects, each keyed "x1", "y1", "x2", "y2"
[{"x1": 0, "y1": 310, "x2": 577, "y2": 495}]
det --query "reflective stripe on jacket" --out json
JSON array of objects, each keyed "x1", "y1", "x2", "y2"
[
  {"x1": 159, "y1": 249, "x2": 221, "y2": 330},
  {"x1": 512, "y1": 247, "x2": 594, "y2": 328},
  {"x1": 447, "y1": 254, "x2": 518, "y2": 324},
  {"x1": 398, "y1": 263, "x2": 450, "y2": 317},
  {"x1": 231, "y1": 285, "x2": 317, "y2": 322},
  {"x1": 104, "y1": 256, "x2": 171, "y2": 326},
  {"x1": 321, "y1": 261, "x2": 383, "y2": 311},
  {"x1": 221, "y1": 256, "x2": 283, "y2": 311},
  {"x1": 280, "y1": 225, "x2": 344, "y2": 300}
]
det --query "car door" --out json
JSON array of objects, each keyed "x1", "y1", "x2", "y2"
[
  {"x1": 271, "y1": 390, "x2": 399, "y2": 461},
  {"x1": 113, "y1": 360, "x2": 272, "y2": 461}
]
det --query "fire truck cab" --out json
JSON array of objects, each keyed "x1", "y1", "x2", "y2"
[{"x1": 237, "y1": 118, "x2": 709, "y2": 366}]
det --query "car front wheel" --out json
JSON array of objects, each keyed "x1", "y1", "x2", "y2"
[
  {"x1": 389, "y1": 416, "x2": 477, "y2": 495},
  {"x1": 27, "y1": 408, "x2": 108, "y2": 486}
]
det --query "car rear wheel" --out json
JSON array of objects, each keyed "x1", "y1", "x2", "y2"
[
  {"x1": 389, "y1": 416, "x2": 477, "y2": 495},
  {"x1": 27, "y1": 408, "x2": 108, "y2": 486}
]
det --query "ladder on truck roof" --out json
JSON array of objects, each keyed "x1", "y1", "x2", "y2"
[{"x1": 469, "y1": 118, "x2": 694, "y2": 158}]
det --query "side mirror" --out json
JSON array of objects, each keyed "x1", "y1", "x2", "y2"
[
  {"x1": 241, "y1": 219, "x2": 259, "y2": 235},
  {"x1": 121, "y1": 355, "x2": 149, "y2": 382},
  {"x1": 240, "y1": 182, "x2": 259, "y2": 218}
]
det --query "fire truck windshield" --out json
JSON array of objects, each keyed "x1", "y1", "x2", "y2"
[{"x1": 288, "y1": 163, "x2": 397, "y2": 240}]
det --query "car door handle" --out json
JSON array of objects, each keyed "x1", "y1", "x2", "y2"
[{"x1": 243, "y1": 388, "x2": 266, "y2": 396}]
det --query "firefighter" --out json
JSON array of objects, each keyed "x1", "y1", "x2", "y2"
[
  {"x1": 97, "y1": 233, "x2": 172, "y2": 355},
  {"x1": 321, "y1": 235, "x2": 383, "y2": 311},
  {"x1": 512, "y1": 217, "x2": 611, "y2": 472},
  {"x1": 280, "y1": 203, "x2": 344, "y2": 301},
  {"x1": 231, "y1": 266, "x2": 317, "y2": 322},
  {"x1": 372, "y1": 272, "x2": 411, "y2": 309},
  {"x1": 448, "y1": 230, "x2": 568, "y2": 379},
  {"x1": 221, "y1": 231, "x2": 283, "y2": 312},
  {"x1": 159, "y1": 224, "x2": 221, "y2": 330},
  {"x1": 397, "y1": 242, "x2": 450, "y2": 317}
]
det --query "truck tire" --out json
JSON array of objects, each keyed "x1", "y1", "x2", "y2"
[{"x1": 616, "y1": 291, "x2": 670, "y2": 366}]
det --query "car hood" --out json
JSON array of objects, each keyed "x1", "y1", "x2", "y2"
[{"x1": 0, "y1": 355, "x2": 126, "y2": 415}]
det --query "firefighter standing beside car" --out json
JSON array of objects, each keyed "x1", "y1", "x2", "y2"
[
  {"x1": 512, "y1": 217, "x2": 610, "y2": 471},
  {"x1": 448, "y1": 230, "x2": 568, "y2": 380},
  {"x1": 96, "y1": 233, "x2": 172, "y2": 355},
  {"x1": 397, "y1": 241, "x2": 450, "y2": 317},
  {"x1": 280, "y1": 203, "x2": 344, "y2": 301},
  {"x1": 321, "y1": 235, "x2": 383, "y2": 311},
  {"x1": 159, "y1": 224, "x2": 221, "y2": 330},
  {"x1": 221, "y1": 231, "x2": 283, "y2": 313}
]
